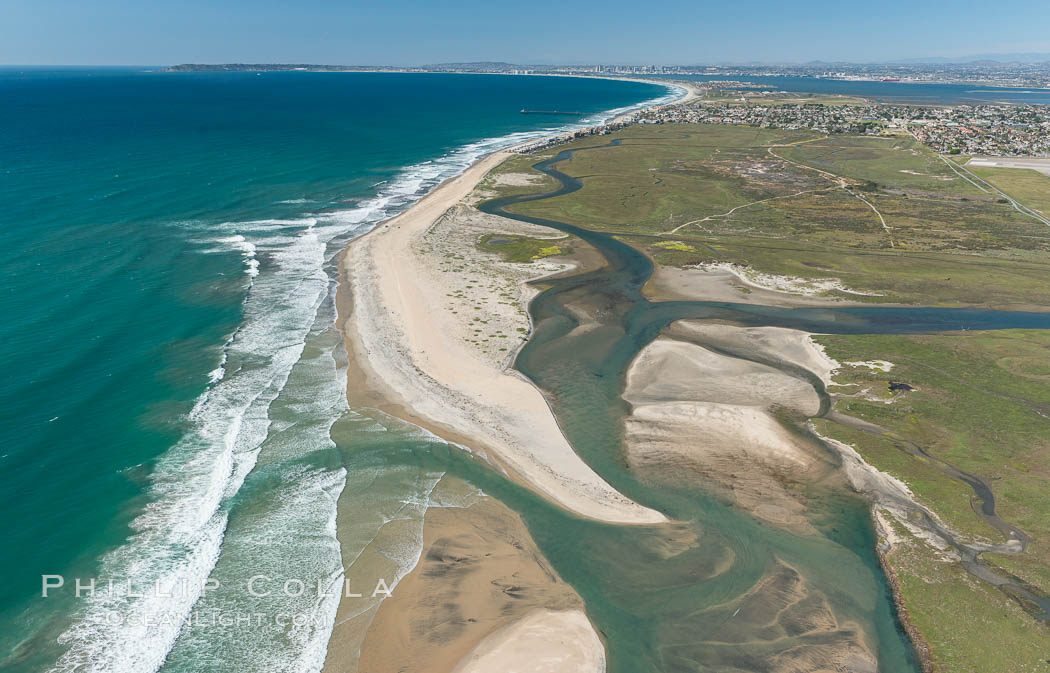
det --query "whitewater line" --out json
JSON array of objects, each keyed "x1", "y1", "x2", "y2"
[{"x1": 43, "y1": 81, "x2": 686, "y2": 673}]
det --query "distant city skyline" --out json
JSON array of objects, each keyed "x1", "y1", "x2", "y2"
[{"x1": 2, "y1": 0, "x2": 1049, "y2": 66}]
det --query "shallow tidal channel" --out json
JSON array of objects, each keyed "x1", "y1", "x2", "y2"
[
  {"x1": 334, "y1": 139, "x2": 1050, "y2": 672},
  {"x1": 477, "y1": 139, "x2": 1050, "y2": 671}
]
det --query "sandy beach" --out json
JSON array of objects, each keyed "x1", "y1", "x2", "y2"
[
  {"x1": 331, "y1": 154, "x2": 638, "y2": 673},
  {"x1": 337, "y1": 150, "x2": 664, "y2": 525},
  {"x1": 324, "y1": 82, "x2": 703, "y2": 673}
]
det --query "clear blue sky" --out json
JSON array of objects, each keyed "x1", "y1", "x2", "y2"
[{"x1": 2, "y1": 0, "x2": 1049, "y2": 66}]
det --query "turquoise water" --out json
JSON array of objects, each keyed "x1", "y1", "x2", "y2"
[{"x1": 0, "y1": 68, "x2": 674, "y2": 671}]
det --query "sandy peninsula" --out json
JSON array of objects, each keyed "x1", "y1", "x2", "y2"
[
  {"x1": 334, "y1": 81, "x2": 702, "y2": 527},
  {"x1": 332, "y1": 154, "x2": 638, "y2": 673},
  {"x1": 337, "y1": 150, "x2": 664, "y2": 525},
  {"x1": 327, "y1": 82, "x2": 703, "y2": 673}
]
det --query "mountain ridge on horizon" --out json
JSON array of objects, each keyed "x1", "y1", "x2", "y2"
[{"x1": 162, "y1": 52, "x2": 1050, "y2": 72}]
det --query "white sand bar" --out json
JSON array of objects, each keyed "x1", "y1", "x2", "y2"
[{"x1": 452, "y1": 609, "x2": 606, "y2": 673}]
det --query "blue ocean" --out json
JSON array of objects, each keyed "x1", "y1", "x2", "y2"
[{"x1": 0, "y1": 68, "x2": 674, "y2": 672}]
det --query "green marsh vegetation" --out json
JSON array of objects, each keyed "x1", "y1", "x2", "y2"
[
  {"x1": 818, "y1": 331, "x2": 1050, "y2": 589},
  {"x1": 485, "y1": 123, "x2": 1050, "y2": 670},
  {"x1": 880, "y1": 515, "x2": 1050, "y2": 673},
  {"x1": 477, "y1": 232, "x2": 573, "y2": 263},
  {"x1": 497, "y1": 124, "x2": 1050, "y2": 309}
]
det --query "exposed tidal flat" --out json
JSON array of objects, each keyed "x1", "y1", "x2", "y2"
[
  {"x1": 0, "y1": 68, "x2": 674, "y2": 672},
  {"x1": 333, "y1": 110, "x2": 1050, "y2": 673},
  {"x1": 7, "y1": 64, "x2": 1049, "y2": 673},
  {"x1": 473, "y1": 124, "x2": 1050, "y2": 671}
]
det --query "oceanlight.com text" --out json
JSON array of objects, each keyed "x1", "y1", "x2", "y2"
[{"x1": 92, "y1": 609, "x2": 334, "y2": 629}]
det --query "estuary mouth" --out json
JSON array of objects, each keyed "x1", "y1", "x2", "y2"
[{"x1": 472, "y1": 135, "x2": 1050, "y2": 671}]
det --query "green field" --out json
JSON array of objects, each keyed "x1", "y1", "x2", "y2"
[
  {"x1": 487, "y1": 124, "x2": 1050, "y2": 309},
  {"x1": 482, "y1": 122, "x2": 1050, "y2": 670},
  {"x1": 881, "y1": 515, "x2": 1050, "y2": 673},
  {"x1": 968, "y1": 164, "x2": 1050, "y2": 217}
]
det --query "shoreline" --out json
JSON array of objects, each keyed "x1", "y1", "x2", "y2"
[
  {"x1": 163, "y1": 66, "x2": 1050, "y2": 93},
  {"x1": 353, "y1": 489, "x2": 596, "y2": 673},
  {"x1": 334, "y1": 148, "x2": 665, "y2": 524},
  {"x1": 323, "y1": 79, "x2": 693, "y2": 672},
  {"x1": 331, "y1": 79, "x2": 692, "y2": 521},
  {"x1": 326, "y1": 82, "x2": 1045, "y2": 671},
  {"x1": 872, "y1": 511, "x2": 936, "y2": 673}
]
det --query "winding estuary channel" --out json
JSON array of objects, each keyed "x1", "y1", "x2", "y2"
[
  {"x1": 479, "y1": 138, "x2": 1050, "y2": 671},
  {"x1": 332, "y1": 137, "x2": 1050, "y2": 672}
]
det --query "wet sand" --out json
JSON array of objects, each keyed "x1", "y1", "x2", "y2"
[
  {"x1": 326, "y1": 88, "x2": 934, "y2": 671},
  {"x1": 324, "y1": 89, "x2": 711, "y2": 673},
  {"x1": 328, "y1": 147, "x2": 658, "y2": 673},
  {"x1": 623, "y1": 331, "x2": 830, "y2": 533},
  {"x1": 355, "y1": 495, "x2": 596, "y2": 673}
]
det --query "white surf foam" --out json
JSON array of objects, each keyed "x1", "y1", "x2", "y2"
[
  {"x1": 51, "y1": 82, "x2": 683, "y2": 673},
  {"x1": 50, "y1": 217, "x2": 354, "y2": 673},
  {"x1": 216, "y1": 235, "x2": 259, "y2": 277}
]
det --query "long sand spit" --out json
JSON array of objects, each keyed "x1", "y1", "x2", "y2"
[
  {"x1": 327, "y1": 86, "x2": 697, "y2": 673},
  {"x1": 337, "y1": 149, "x2": 665, "y2": 525}
]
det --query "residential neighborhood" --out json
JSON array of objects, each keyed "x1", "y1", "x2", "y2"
[{"x1": 631, "y1": 99, "x2": 1050, "y2": 156}]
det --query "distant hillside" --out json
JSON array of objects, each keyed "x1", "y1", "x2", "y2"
[
  {"x1": 422, "y1": 61, "x2": 521, "y2": 71},
  {"x1": 891, "y1": 52, "x2": 1050, "y2": 64},
  {"x1": 165, "y1": 64, "x2": 419, "y2": 72}
]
